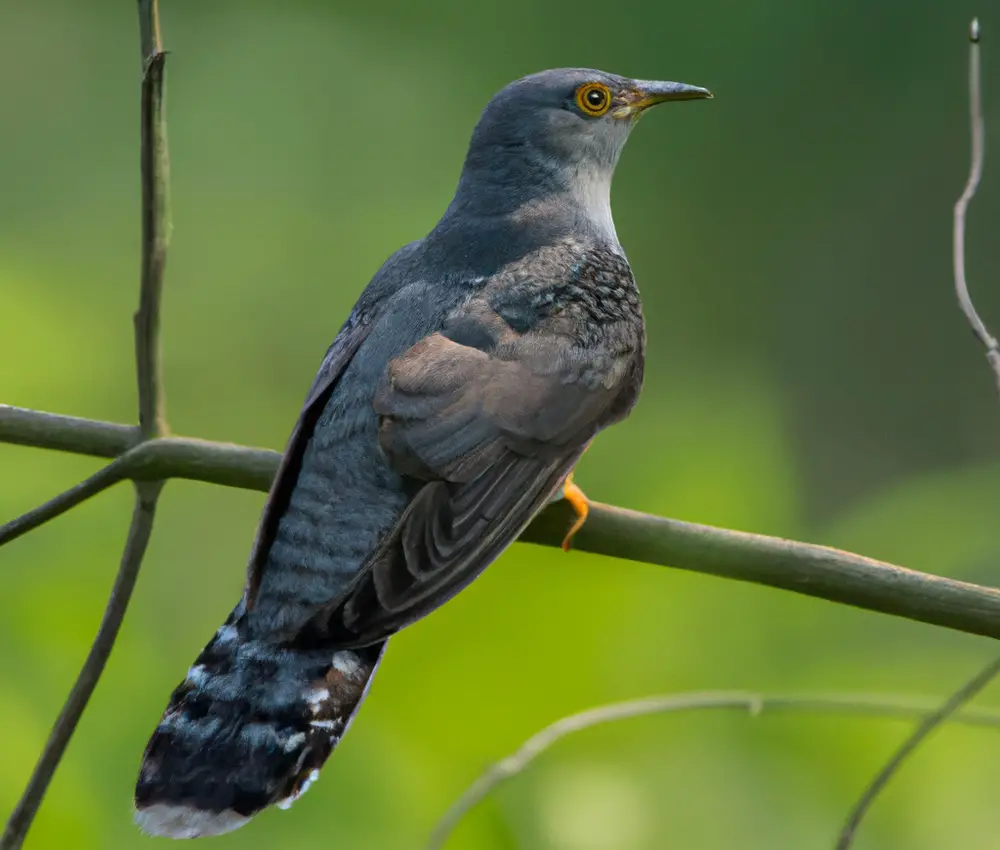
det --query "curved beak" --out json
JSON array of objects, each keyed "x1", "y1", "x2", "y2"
[{"x1": 613, "y1": 79, "x2": 713, "y2": 119}]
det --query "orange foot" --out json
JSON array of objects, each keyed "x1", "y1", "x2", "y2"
[{"x1": 560, "y1": 473, "x2": 590, "y2": 552}]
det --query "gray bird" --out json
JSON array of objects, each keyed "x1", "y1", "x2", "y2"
[{"x1": 134, "y1": 67, "x2": 710, "y2": 838}]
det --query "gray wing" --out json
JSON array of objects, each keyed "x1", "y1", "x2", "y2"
[
  {"x1": 243, "y1": 309, "x2": 376, "y2": 607},
  {"x1": 302, "y1": 303, "x2": 641, "y2": 647}
]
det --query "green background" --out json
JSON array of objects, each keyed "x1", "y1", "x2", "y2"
[{"x1": 3, "y1": 1, "x2": 1000, "y2": 847}]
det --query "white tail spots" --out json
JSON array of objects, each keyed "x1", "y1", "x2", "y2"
[
  {"x1": 304, "y1": 688, "x2": 330, "y2": 710},
  {"x1": 215, "y1": 624, "x2": 238, "y2": 645},
  {"x1": 283, "y1": 732, "x2": 307, "y2": 753},
  {"x1": 276, "y1": 769, "x2": 322, "y2": 811},
  {"x1": 309, "y1": 719, "x2": 337, "y2": 730},
  {"x1": 332, "y1": 652, "x2": 362, "y2": 680},
  {"x1": 185, "y1": 665, "x2": 209, "y2": 687},
  {"x1": 300, "y1": 769, "x2": 321, "y2": 795}
]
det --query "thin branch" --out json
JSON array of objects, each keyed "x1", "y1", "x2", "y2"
[
  {"x1": 0, "y1": 404, "x2": 138, "y2": 457},
  {"x1": 425, "y1": 689, "x2": 1000, "y2": 850},
  {"x1": 0, "y1": 4, "x2": 171, "y2": 847},
  {"x1": 4, "y1": 416, "x2": 1000, "y2": 641},
  {"x1": 953, "y1": 19, "x2": 1000, "y2": 390},
  {"x1": 835, "y1": 654, "x2": 1000, "y2": 850},
  {"x1": 0, "y1": 435, "x2": 277, "y2": 546},
  {"x1": 0, "y1": 451, "x2": 138, "y2": 546},
  {"x1": 136, "y1": 0, "x2": 169, "y2": 440},
  {"x1": 0, "y1": 487, "x2": 161, "y2": 850},
  {"x1": 137, "y1": 0, "x2": 162, "y2": 69},
  {"x1": 835, "y1": 23, "x2": 1000, "y2": 849},
  {"x1": 0, "y1": 434, "x2": 279, "y2": 534}
]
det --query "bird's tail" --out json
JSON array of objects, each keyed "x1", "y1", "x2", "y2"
[{"x1": 134, "y1": 605, "x2": 385, "y2": 839}]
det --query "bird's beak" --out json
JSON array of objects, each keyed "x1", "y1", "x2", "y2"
[{"x1": 613, "y1": 80, "x2": 713, "y2": 119}]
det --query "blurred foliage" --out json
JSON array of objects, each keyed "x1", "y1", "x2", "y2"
[{"x1": 2, "y1": 0, "x2": 1000, "y2": 848}]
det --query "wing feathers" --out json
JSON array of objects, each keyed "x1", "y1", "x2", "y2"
[
  {"x1": 321, "y1": 452, "x2": 579, "y2": 645},
  {"x1": 279, "y1": 298, "x2": 638, "y2": 649}
]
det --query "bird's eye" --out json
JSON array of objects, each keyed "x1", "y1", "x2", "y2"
[{"x1": 575, "y1": 82, "x2": 612, "y2": 117}]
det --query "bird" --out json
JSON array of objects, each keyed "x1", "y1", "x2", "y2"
[{"x1": 134, "y1": 67, "x2": 711, "y2": 839}]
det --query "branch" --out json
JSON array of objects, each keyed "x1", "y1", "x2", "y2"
[
  {"x1": 0, "y1": 434, "x2": 278, "y2": 546},
  {"x1": 424, "y1": 689, "x2": 1000, "y2": 849},
  {"x1": 136, "y1": 0, "x2": 169, "y2": 441},
  {"x1": 836, "y1": 23, "x2": 1000, "y2": 849},
  {"x1": 835, "y1": 654, "x2": 1000, "y2": 849},
  {"x1": 953, "y1": 19, "x2": 1000, "y2": 391},
  {"x1": 521, "y1": 500, "x2": 1000, "y2": 638},
  {"x1": 0, "y1": 405, "x2": 138, "y2": 456},
  {"x1": 0, "y1": 491, "x2": 160, "y2": 850},
  {"x1": 0, "y1": 4, "x2": 170, "y2": 847},
  {"x1": 4, "y1": 408, "x2": 1000, "y2": 642},
  {"x1": 0, "y1": 450, "x2": 140, "y2": 546}
]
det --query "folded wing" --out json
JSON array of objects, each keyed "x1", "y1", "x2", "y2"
[{"x1": 304, "y1": 306, "x2": 639, "y2": 647}]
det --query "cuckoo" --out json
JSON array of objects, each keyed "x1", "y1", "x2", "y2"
[{"x1": 135, "y1": 67, "x2": 711, "y2": 838}]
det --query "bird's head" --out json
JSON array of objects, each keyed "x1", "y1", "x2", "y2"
[{"x1": 448, "y1": 68, "x2": 711, "y2": 232}]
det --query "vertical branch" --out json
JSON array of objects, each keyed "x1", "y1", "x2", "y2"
[
  {"x1": 0, "y1": 4, "x2": 171, "y2": 848},
  {"x1": 953, "y1": 19, "x2": 1000, "y2": 391},
  {"x1": 137, "y1": 0, "x2": 170, "y2": 440},
  {"x1": 835, "y1": 20, "x2": 998, "y2": 850},
  {"x1": 138, "y1": 0, "x2": 162, "y2": 62}
]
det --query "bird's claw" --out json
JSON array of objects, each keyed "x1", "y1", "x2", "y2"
[{"x1": 560, "y1": 473, "x2": 590, "y2": 552}]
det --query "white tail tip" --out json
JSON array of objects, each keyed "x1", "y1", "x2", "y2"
[{"x1": 134, "y1": 803, "x2": 251, "y2": 839}]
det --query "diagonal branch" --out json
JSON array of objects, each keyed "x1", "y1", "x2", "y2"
[
  {"x1": 835, "y1": 654, "x2": 1000, "y2": 850},
  {"x1": 0, "y1": 491, "x2": 160, "y2": 850},
  {"x1": 0, "y1": 434, "x2": 276, "y2": 547},
  {"x1": 425, "y1": 689, "x2": 1000, "y2": 850},
  {"x1": 0, "y1": 450, "x2": 139, "y2": 546}
]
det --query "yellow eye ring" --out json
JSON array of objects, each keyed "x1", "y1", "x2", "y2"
[{"x1": 575, "y1": 82, "x2": 612, "y2": 117}]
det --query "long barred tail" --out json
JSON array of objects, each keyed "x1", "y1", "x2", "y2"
[{"x1": 134, "y1": 606, "x2": 385, "y2": 839}]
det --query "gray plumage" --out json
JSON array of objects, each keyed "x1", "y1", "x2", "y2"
[{"x1": 134, "y1": 67, "x2": 711, "y2": 838}]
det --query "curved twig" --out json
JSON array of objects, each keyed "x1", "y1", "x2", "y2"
[
  {"x1": 953, "y1": 19, "x2": 999, "y2": 389},
  {"x1": 426, "y1": 689, "x2": 1000, "y2": 849},
  {"x1": 835, "y1": 654, "x2": 1000, "y2": 850},
  {"x1": 835, "y1": 22, "x2": 999, "y2": 850}
]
